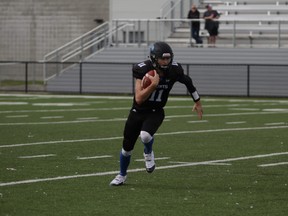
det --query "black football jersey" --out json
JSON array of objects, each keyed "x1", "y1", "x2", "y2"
[{"x1": 132, "y1": 60, "x2": 200, "y2": 111}]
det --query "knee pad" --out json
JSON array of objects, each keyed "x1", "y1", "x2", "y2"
[
  {"x1": 140, "y1": 131, "x2": 153, "y2": 144},
  {"x1": 121, "y1": 148, "x2": 132, "y2": 157}
]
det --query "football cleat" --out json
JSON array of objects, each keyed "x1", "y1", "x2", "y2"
[
  {"x1": 110, "y1": 174, "x2": 127, "y2": 186},
  {"x1": 144, "y1": 151, "x2": 155, "y2": 173}
]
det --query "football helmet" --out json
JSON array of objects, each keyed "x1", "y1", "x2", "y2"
[{"x1": 149, "y1": 42, "x2": 174, "y2": 72}]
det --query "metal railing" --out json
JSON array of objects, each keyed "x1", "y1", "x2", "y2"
[
  {"x1": 42, "y1": 21, "x2": 133, "y2": 83},
  {"x1": 111, "y1": 18, "x2": 288, "y2": 46},
  {"x1": 42, "y1": 17, "x2": 288, "y2": 83}
]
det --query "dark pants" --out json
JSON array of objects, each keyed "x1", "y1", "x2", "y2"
[
  {"x1": 122, "y1": 109, "x2": 165, "y2": 152},
  {"x1": 191, "y1": 27, "x2": 203, "y2": 44}
]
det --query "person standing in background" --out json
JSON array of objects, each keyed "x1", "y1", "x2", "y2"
[
  {"x1": 187, "y1": 4, "x2": 203, "y2": 46},
  {"x1": 203, "y1": 4, "x2": 220, "y2": 47}
]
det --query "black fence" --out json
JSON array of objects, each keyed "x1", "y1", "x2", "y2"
[{"x1": 0, "y1": 61, "x2": 288, "y2": 97}]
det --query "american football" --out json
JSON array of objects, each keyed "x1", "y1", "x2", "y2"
[{"x1": 141, "y1": 70, "x2": 156, "y2": 89}]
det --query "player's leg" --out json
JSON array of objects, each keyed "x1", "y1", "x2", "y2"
[
  {"x1": 110, "y1": 110, "x2": 142, "y2": 186},
  {"x1": 141, "y1": 109, "x2": 165, "y2": 173},
  {"x1": 140, "y1": 131, "x2": 154, "y2": 154}
]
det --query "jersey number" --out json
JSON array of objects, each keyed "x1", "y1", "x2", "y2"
[{"x1": 149, "y1": 89, "x2": 164, "y2": 102}]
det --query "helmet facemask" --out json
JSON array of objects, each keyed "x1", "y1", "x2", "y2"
[{"x1": 149, "y1": 42, "x2": 174, "y2": 73}]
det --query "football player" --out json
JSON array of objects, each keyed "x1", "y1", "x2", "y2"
[{"x1": 110, "y1": 41, "x2": 203, "y2": 186}]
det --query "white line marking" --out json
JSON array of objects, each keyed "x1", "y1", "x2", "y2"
[
  {"x1": 0, "y1": 103, "x2": 287, "y2": 115},
  {"x1": 32, "y1": 103, "x2": 90, "y2": 107},
  {"x1": 0, "y1": 118, "x2": 126, "y2": 126},
  {"x1": 1, "y1": 110, "x2": 288, "y2": 126},
  {"x1": 0, "y1": 136, "x2": 123, "y2": 148},
  {"x1": 6, "y1": 115, "x2": 29, "y2": 118},
  {"x1": 187, "y1": 120, "x2": 208, "y2": 123},
  {"x1": 263, "y1": 109, "x2": 288, "y2": 112},
  {"x1": 40, "y1": 116, "x2": 64, "y2": 119},
  {"x1": 264, "y1": 122, "x2": 286, "y2": 126},
  {"x1": 258, "y1": 162, "x2": 288, "y2": 167},
  {"x1": 18, "y1": 154, "x2": 56, "y2": 159},
  {"x1": 201, "y1": 162, "x2": 232, "y2": 166},
  {"x1": 77, "y1": 117, "x2": 99, "y2": 120},
  {"x1": 0, "y1": 102, "x2": 28, "y2": 105},
  {"x1": 226, "y1": 121, "x2": 246, "y2": 125},
  {"x1": 169, "y1": 161, "x2": 231, "y2": 166},
  {"x1": 135, "y1": 157, "x2": 170, "y2": 162},
  {"x1": 1, "y1": 93, "x2": 288, "y2": 104},
  {"x1": 1, "y1": 125, "x2": 288, "y2": 149},
  {"x1": 165, "y1": 110, "x2": 288, "y2": 119},
  {"x1": 1, "y1": 152, "x2": 287, "y2": 187},
  {"x1": 77, "y1": 155, "x2": 112, "y2": 160},
  {"x1": 229, "y1": 108, "x2": 260, "y2": 111}
]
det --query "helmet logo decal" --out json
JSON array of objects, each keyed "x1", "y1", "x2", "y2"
[{"x1": 162, "y1": 53, "x2": 171, "y2": 58}]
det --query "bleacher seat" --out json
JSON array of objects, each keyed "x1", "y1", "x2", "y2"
[{"x1": 167, "y1": 0, "x2": 288, "y2": 47}]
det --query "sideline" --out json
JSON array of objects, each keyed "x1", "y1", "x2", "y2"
[{"x1": 1, "y1": 151, "x2": 287, "y2": 187}]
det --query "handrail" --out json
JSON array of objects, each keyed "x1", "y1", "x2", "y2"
[
  {"x1": 43, "y1": 22, "x2": 134, "y2": 83},
  {"x1": 43, "y1": 22, "x2": 109, "y2": 62},
  {"x1": 161, "y1": 0, "x2": 182, "y2": 18}
]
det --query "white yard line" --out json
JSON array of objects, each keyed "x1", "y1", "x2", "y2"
[
  {"x1": 135, "y1": 157, "x2": 171, "y2": 162},
  {"x1": 1, "y1": 110, "x2": 288, "y2": 126},
  {"x1": 1, "y1": 125, "x2": 288, "y2": 149},
  {"x1": 0, "y1": 118, "x2": 126, "y2": 126},
  {"x1": 77, "y1": 155, "x2": 112, "y2": 160},
  {"x1": 187, "y1": 120, "x2": 208, "y2": 123},
  {"x1": 0, "y1": 102, "x2": 28, "y2": 105},
  {"x1": 6, "y1": 115, "x2": 29, "y2": 118},
  {"x1": 32, "y1": 103, "x2": 90, "y2": 107},
  {"x1": 1, "y1": 93, "x2": 288, "y2": 104},
  {"x1": 18, "y1": 154, "x2": 56, "y2": 159},
  {"x1": 229, "y1": 108, "x2": 260, "y2": 111},
  {"x1": 166, "y1": 110, "x2": 288, "y2": 119},
  {"x1": 258, "y1": 162, "x2": 288, "y2": 167},
  {"x1": 77, "y1": 117, "x2": 99, "y2": 120},
  {"x1": 40, "y1": 116, "x2": 64, "y2": 119},
  {"x1": 264, "y1": 122, "x2": 286, "y2": 126},
  {"x1": 169, "y1": 161, "x2": 231, "y2": 166},
  {"x1": 1, "y1": 152, "x2": 287, "y2": 187},
  {"x1": 226, "y1": 121, "x2": 246, "y2": 125}
]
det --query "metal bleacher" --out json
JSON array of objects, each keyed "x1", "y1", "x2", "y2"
[
  {"x1": 45, "y1": 0, "x2": 288, "y2": 96},
  {"x1": 167, "y1": 0, "x2": 288, "y2": 47}
]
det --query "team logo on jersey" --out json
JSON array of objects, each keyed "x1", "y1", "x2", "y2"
[{"x1": 138, "y1": 62, "x2": 146, "y2": 67}]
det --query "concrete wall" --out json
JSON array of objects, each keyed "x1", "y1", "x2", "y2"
[
  {"x1": 110, "y1": 0, "x2": 167, "y2": 19},
  {"x1": 0, "y1": 0, "x2": 109, "y2": 61}
]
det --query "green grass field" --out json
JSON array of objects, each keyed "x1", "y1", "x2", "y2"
[{"x1": 0, "y1": 93, "x2": 288, "y2": 216}]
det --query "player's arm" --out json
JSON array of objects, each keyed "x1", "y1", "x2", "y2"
[
  {"x1": 134, "y1": 73, "x2": 159, "y2": 105},
  {"x1": 178, "y1": 74, "x2": 203, "y2": 119}
]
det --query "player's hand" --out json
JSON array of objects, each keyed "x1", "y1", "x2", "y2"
[
  {"x1": 147, "y1": 72, "x2": 160, "y2": 87},
  {"x1": 192, "y1": 101, "x2": 203, "y2": 120}
]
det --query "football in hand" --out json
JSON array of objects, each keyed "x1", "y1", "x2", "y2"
[{"x1": 141, "y1": 70, "x2": 156, "y2": 89}]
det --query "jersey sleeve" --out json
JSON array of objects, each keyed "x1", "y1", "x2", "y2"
[
  {"x1": 132, "y1": 61, "x2": 149, "y2": 80},
  {"x1": 175, "y1": 63, "x2": 200, "y2": 102}
]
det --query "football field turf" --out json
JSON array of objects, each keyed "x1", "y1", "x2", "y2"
[{"x1": 0, "y1": 93, "x2": 287, "y2": 215}]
